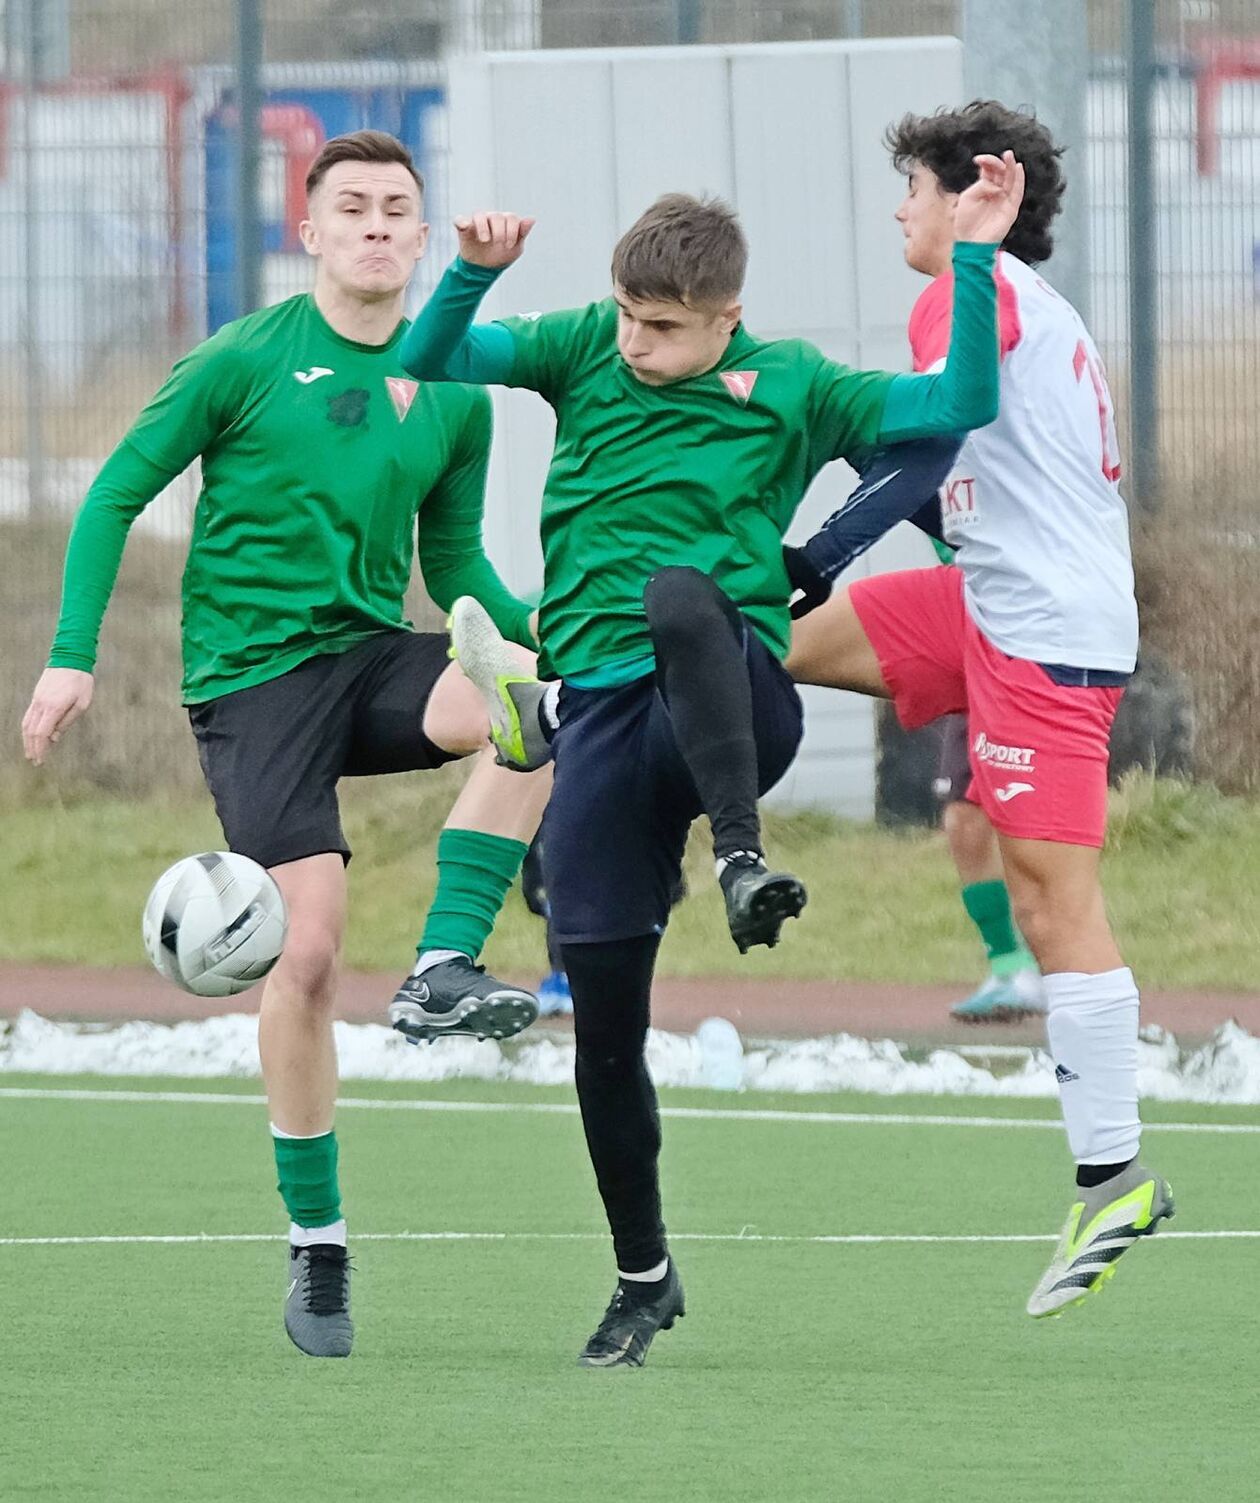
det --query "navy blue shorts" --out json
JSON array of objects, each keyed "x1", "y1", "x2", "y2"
[{"x1": 543, "y1": 623, "x2": 803, "y2": 945}]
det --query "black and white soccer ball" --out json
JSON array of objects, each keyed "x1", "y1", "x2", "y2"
[{"x1": 142, "y1": 852, "x2": 287, "y2": 998}]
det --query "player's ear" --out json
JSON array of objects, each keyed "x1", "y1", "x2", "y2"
[
  {"x1": 720, "y1": 300, "x2": 742, "y2": 335},
  {"x1": 415, "y1": 220, "x2": 430, "y2": 263},
  {"x1": 298, "y1": 217, "x2": 319, "y2": 258}
]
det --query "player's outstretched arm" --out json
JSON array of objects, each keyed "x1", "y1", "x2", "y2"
[
  {"x1": 876, "y1": 152, "x2": 1025, "y2": 445},
  {"x1": 809, "y1": 154, "x2": 1023, "y2": 463},
  {"x1": 400, "y1": 212, "x2": 535, "y2": 386},
  {"x1": 21, "y1": 441, "x2": 177, "y2": 764},
  {"x1": 786, "y1": 436, "x2": 961, "y2": 617}
]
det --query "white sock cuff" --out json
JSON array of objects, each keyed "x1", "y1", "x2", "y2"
[
  {"x1": 541, "y1": 680, "x2": 562, "y2": 731},
  {"x1": 290, "y1": 1218, "x2": 347, "y2": 1248},
  {"x1": 270, "y1": 1123, "x2": 335, "y2": 1141},
  {"x1": 1043, "y1": 967, "x2": 1137, "y2": 1011},
  {"x1": 413, "y1": 948, "x2": 470, "y2": 976},
  {"x1": 618, "y1": 1258, "x2": 669, "y2": 1283}
]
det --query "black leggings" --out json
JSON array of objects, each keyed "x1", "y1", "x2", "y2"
[
  {"x1": 643, "y1": 565, "x2": 762, "y2": 860},
  {"x1": 562, "y1": 934, "x2": 666, "y2": 1274}
]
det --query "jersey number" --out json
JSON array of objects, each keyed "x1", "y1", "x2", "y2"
[{"x1": 1073, "y1": 340, "x2": 1122, "y2": 482}]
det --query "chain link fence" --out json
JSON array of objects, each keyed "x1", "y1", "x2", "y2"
[{"x1": 2, "y1": 0, "x2": 1257, "y2": 793}]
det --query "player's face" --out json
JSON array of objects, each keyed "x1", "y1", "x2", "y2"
[
  {"x1": 300, "y1": 161, "x2": 429, "y2": 300},
  {"x1": 895, "y1": 163, "x2": 958, "y2": 278},
  {"x1": 613, "y1": 289, "x2": 742, "y2": 385}
]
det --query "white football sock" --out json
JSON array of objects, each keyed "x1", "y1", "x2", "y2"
[
  {"x1": 412, "y1": 948, "x2": 468, "y2": 977},
  {"x1": 619, "y1": 1258, "x2": 669, "y2": 1283},
  {"x1": 1044, "y1": 967, "x2": 1141, "y2": 1166},
  {"x1": 290, "y1": 1218, "x2": 347, "y2": 1249}
]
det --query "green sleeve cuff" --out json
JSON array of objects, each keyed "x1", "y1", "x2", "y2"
[
  {"x1": 878, "y1": 242, "x2": 1000, "y2": 444},
  {"x1": 401, "y1": 258, "x2": 517, "y2": 384}
]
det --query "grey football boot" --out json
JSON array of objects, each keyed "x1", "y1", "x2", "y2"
[
  {"x1": 1027, "y1": 1160, "x2": 1175, "y2": 1318},
  {"x1": 389, "y1": 955, "x2": 539, "y2": 1045},
  {"x1": 447, "y1": 595, "x2": 553, "y2": 772},
  {"x1": 284, "y1": 1242, "x2": 353, "y2": 1357}
]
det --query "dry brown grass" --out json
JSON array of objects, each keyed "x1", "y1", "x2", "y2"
[{"x1": 1128, "y1": 347, "x2": 1260, "y2": 793}]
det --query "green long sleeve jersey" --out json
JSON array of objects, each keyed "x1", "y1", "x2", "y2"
[
  {"x1": 49, "y1": 293, "x2": 533, "y2": 703},
  {"x1": 401, "y1": 243, "x2": 1000, "y2": 684}
]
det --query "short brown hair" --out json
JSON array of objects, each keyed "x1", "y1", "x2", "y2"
[
  {"x1": 611, "y1": 194, "x2": 747, "y2": 306},
  {"x1": 885, "y1": 100, "x2": 1065, "y2": 265},
  {"x1": 305, "y1": 129, "x2": 425, "y2": 202}
]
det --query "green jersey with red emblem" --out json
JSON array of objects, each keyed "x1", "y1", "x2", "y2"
[
  {"x1": 49, "y1": 293, "x2": 531, "y2": 703},
  {"x1": 498, "y1": 299, "x2": 894, "y2": 682}
]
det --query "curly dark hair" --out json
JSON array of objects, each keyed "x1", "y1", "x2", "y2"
[{"x1": 884, "y1": 100, "x2": 1065, "y2": 266}]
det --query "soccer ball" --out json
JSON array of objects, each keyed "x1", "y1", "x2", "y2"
[{"x1": 142, "y1": 852, "x2": 287, "y2": 998}]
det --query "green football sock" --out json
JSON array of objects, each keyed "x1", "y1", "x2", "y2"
[
  {"x1": 419, "y1": 828, "x2": 529, "y2": 960},
  {"x1": 272, "y1": 1129, "x2": 342, "y2": 1229},
  {"x1": 960, "y1": 879, "x2": 1028, "y2": 969}
]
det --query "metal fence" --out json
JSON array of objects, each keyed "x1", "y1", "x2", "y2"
[{"x1": 2, "y1": 0, "x2": 1258, "y2": 793}]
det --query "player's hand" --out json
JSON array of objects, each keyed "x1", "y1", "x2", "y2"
[
  {"x1": 21, "y1": 667, "x2": 94, "y2": 765},
  {"x1": 455, "y1": 212, "x2": 536, "y2": 270},
  {"x1": 953, "y1": 151, "x2": 1025, "y2": 245},
  {"x1": 784, "y1": 546, "x2": 832, "y2": 619}
]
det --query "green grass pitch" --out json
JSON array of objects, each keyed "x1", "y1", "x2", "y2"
[{"x1": 2, "y1": 1075, "x2": 1258, "y2": 1501}]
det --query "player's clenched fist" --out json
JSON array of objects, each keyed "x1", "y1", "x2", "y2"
[
  {"x1": 953, "y1": 151, "x2": 1025, "y2": 246},
  {"x1": 455, "y1": 212, "x2": 536, "y2": 270},
  {"x1": 21, "y1": 667, "x2": 94, "y2": 765}
]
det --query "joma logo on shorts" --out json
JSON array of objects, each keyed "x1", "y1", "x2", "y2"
[{"x1": 973, "y1": 732, "x2": 1035, "y2": 768}]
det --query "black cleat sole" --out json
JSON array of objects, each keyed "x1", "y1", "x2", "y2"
[
  {"x1": 389, "y1": 990, "x2": 539, "y2": 1046},
  {"x1": 731, "y1": 875, "x2": 807, "y2": 954}
]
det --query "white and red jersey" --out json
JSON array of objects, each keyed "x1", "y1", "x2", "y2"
[{"x1": 909, "y1": 252, "x2": 1137, "y2": 672}]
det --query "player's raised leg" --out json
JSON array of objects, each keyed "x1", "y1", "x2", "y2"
[
  {"x1": 643, "y1": 565, "x2": 805, "y2": 952},
  {"x1": 783, "y1": 585, "x2": 894, "y2": 697},
  {"x1": 258, "y1": 853, "x2": 354, "y2": 1358}
]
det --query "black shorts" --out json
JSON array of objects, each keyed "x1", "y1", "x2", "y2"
[
  {"x1": 188, "y1": 632, "x2": 457, "y2": 868},
  {"x1": 933, "y1": 712, "x2": 976, "y2": 806},
  {"x1": 543, "y1": 622, "x2": 803, "y2": 945}
]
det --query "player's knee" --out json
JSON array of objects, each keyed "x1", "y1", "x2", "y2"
[
  {"x1": 273, "y1": 928, "x2": 341, "y2": 1004},
  {"x1": 1008, "y1": 883, "x2": 1094, "y2": 962},
  {"x1": 1008, "y1": 890, "x2": 1054, "y2": 959},
  {"x1": 643, "y1": 566, "x2": 726, "y2": 647}
]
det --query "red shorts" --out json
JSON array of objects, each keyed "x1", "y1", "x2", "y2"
[{"x1": 849, "y1": 567, "x2": 1123, "y2": 847}]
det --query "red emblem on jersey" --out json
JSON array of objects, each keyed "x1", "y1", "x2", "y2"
[
  {"x1": 386, "y1": 377, "x2": 419, "y2": 422},
  {"x1": 720, "y1": 370, "x2": 758, "y2": 404}
]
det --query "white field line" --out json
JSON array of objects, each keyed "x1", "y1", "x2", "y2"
[
  {"x1": 1, "y1": 1085, "x2": 1259, "y2": 1136},
  {"x1": 0, "y1": 1229, "x2": 1255, "y2": 1250}
]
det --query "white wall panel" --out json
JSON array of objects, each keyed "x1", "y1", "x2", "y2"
[
  {"x1": 845, "y1": 38, "x2": 965, "y2": 362},
  {"x1": 611, "y1": 53, "x2": 735, "y2": 225},
  {"x1": 730, "y1": 48, "x2": 855, "y2": 340}
]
